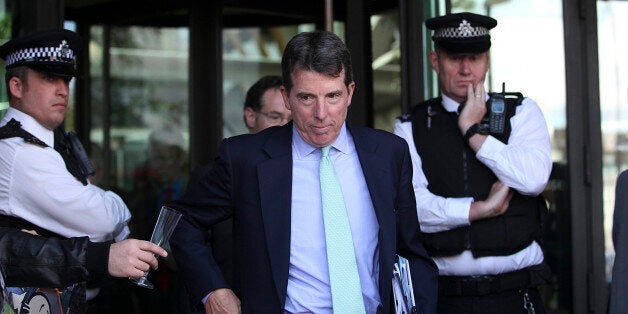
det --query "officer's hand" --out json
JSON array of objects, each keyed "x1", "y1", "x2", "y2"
[
  {"x1": 205, "y1": 288, "x2": 241, "y2": 314},
  {"x1": 459, "y1": 82, "x2": 487, "y2": 135},
  {"x1": 109, "y1": 239, "x2": 167, "y2": 278},
  {"x1": 469, "y1": 181, "x2": 514, "y2": 221}
]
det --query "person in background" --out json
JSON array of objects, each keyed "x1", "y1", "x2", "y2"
[
  {"x1": 170, "y1": 30, "x2": 437, "y2": 314},
  {"x1": 242, "y1": 75, "x2": 291, "y2": 134},
  {"x1": 394, "y1": 12, "x2": 552, "y2": 313}
]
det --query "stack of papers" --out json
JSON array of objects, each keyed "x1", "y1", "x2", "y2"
[{"x1": 392, "y1": 255, "x2": 416, "y2": 314}]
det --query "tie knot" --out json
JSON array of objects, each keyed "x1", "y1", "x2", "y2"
[{"x1": 321, "y1": 146, "x2": 331, "y2": 158}]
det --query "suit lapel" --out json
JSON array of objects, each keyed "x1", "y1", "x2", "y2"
[
  {"x1": 349, "y1": 125, "x2": 396, "y2": 305},
  {"x1": 258, "y1": 124, "x2": 293, "y2": 304}
]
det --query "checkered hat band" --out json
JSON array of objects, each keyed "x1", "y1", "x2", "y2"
[
  {"x1": 5, "y1": 46, "x2": 75, "y2": 66},
  {"x1": 434, "y1": 26, "x2": 489, "y2": 39}
]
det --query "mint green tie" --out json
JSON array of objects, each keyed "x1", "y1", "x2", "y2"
[{"x1": 320, "y1": 146, "x2": 366, "y2": 313}]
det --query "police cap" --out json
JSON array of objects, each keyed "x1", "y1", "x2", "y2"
[
  {"x1": 425, "y1": 12, "x2": 497, "y2": 54},
  {"x1": 0, "y1": 29, "x2": 81, "y2": 78}
]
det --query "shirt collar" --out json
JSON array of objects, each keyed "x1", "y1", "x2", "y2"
[
  {"x1": 292, "y1": 122, "x2": 349, "y2": 159},
  {"x1": 2, "y1": 107, "x2": 55, "y2": 147},
  {"x1": 441, "y1": 94, "x2": 462, "y2": 113}
]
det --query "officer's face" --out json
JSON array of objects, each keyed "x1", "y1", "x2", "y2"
[
  {"x1": 9, "y1": 68, "x2": 70, "y2": 130},
  {"x1": 281, "y1": 68, "x2": 354, "y2": 148},
  {"x1": 430, "y1": 50, "x2": 489, "y2": 103}
]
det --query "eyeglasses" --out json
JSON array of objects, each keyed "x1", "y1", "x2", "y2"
[{"x1": 257, "y1": 111, "x2": 291, "y2": 124}]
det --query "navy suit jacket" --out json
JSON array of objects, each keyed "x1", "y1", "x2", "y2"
[
  {"x1": 170, "y1": 122, "x2": 438, "y2": 313},
  {"x1": 610, "y1": 170, "x2": 628, "y2": 314}
]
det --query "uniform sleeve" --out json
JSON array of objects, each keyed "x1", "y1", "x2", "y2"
[
  {"x1": 9, "y1": 146, "x2": 131, "y2": 242},
  {"x1": 393, "y1": 119, "x2": 472, "y2": 233},
  {"x1": 475, "y1": 98, "x2": 552, "y2": 195}
]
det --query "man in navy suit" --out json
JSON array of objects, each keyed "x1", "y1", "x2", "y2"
[{"x1": 170, "y1": 30, "x2": 438, "y2": 314}]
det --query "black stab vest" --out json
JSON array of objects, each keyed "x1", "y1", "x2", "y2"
[{"x1": 410, "y1": 97, "x2": 547, "y2": 257}]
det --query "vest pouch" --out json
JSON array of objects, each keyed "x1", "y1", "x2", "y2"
[
  {"x1": 422, "y1": 226, "x2": 472, "y2": 257},
  {"x1": 469, "y1": 194, "x2": 542, "y2": 257}
]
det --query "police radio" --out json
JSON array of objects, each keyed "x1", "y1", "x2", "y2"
[
  {"x1": 487, "y1": 83, "x2": 507, "y2": 134},
  {"x1": 62, "y1": 130, "x2": 95, "y2": 179}
]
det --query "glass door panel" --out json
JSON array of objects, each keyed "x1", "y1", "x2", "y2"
[
  {"x1": 90, "y1": 25, "x2": 189, "y2": 193},
  {"x1": 372, "y1": 9, "x2": 402, "y2": 132},
  {"x1": 0, "y1": 0, "x2": 11, "y2": 117},
  {"x1": 89, "y1": 25, "x2": 190, "y2": 313},
  {"x1": 598, "y1": 0, "x2": 628, "y2": 284}
]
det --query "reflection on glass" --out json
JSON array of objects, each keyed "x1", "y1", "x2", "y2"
[
  {"x1": 89, "y1": 26, "x2": 190, "y2": 192},
  {"x1": 89, "y1": 25, "x2": 190, "y2": 311},
  {"x1": 222, "y1": 25, "x2": 314, "y2": 137},
  {"x1": 372, "y1": 10, "x2": 402, "y2": 132}
]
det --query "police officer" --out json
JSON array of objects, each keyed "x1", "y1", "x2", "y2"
[
  {"x1": 0, "y1": 29, "x2": 164, "y2": 311},
  {"x1": 0, "y1": 29, "x2": 131, "y2": 242},
  {"x1": 394, "y1": 12, "x2": 553, "y2": 313}
]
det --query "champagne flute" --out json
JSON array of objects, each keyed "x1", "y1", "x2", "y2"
[{"x1": 129, "y1": 206, "x2": 182, "y2": 289}]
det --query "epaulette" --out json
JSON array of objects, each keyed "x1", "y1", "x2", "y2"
[{"x1": 0, "y1": 119, "x2": 48, "y2": 147}]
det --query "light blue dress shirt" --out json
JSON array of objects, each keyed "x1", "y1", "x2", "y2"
[{"x1": 284, "y1": 123, "x2": 381, "y2": 314}]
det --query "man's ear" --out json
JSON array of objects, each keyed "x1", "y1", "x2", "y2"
[
  {"x1": 280, "y1": 85, "x2": 291, "y2": 111},
  {"x1": 429, "y1": 50, "x2": 440, "y2": 74},
  {"x1": 8, "y1": 76, "x2": 24, "y2": 100},
  {"x1": 345, "y1": 81, "x2": 355, "y2": 107},
  {"x1": 243, "y1": 107, "x2": 257, "y2": 129}
]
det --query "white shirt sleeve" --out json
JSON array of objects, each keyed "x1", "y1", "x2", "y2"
[
  {"x1": 393, "y1": 98, "x2": 552, "y2": 233},
  {"x1": 394, "y1": 119, "x2": 472, "y2": 233},
  {"x1": 9, "y1": 145, "x2": 131, "y2": 242},
  {"x1": 476, "y1": 98, "x2": 552, "y2": 196}
]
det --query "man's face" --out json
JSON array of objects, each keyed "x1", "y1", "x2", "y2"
[
  {"x1": 148, "y1": 142, "x2": 185, "y2": 185},
  {"x1": 245, "y1": 88, "x2": 291, "y2": 134},
  {"x1": 281, "y1": 68, "x2": 354, "y2": 148},
  {"x1": 429, "y1": 50, "x2": 489, "y2": 103},
  {"x1": 9, "y1": 68, "x2": 70, "y2": 130}
]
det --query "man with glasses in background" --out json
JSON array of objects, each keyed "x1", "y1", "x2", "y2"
[{"x1": 243, "y1": 75, "x2": 291, "y2": 134}]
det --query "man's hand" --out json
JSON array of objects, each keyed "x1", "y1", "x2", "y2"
[
  {"x1": 108, "y1": 239, "x2": 167, "y2": 278},
  {"x1": 205, "y1": 288, "x2": 241, "y2": 314},
  {"x1": 469, "y1": 181, "x2": 514, "y2": 221},
  {"x1": 458, "y1": 82, "x2": 487, "y2": 135}
]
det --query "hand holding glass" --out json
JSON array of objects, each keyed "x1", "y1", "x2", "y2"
[{"x1": 129, "y1": 206, "x2": 182, "y2": 289}]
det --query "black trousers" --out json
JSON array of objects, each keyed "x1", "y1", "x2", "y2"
[{"x1": 437, "y1": 287, "x2": 545, "y2": 314}]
